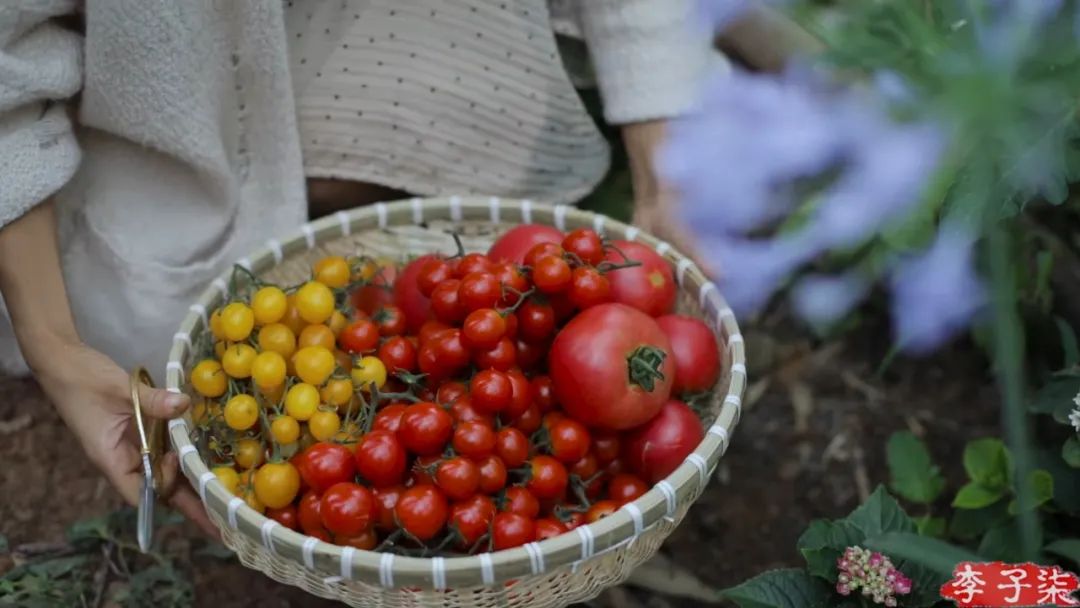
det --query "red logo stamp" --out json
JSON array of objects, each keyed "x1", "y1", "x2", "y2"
[{"x1": 940, "y1": 562, "x2": 1079, "y2": 607}]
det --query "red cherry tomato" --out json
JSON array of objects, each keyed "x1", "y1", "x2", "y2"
[
  {"x1": 488, "y1": 225, "x2": 565, "y2": 265},
  {"x1": 320, "y1": 482, "x2": 375, "y2": 536},
  {"x1": 603, "y1": 241, "x2": 676, "y2": 317},
  {"x1": 394, "y1": 484, "x2": 449, "y2": 541},
  {"x1": 511, "y1": 403, "x2": 542, "y2": 435},
  {"x1": 450, "y1": 494, "x2": 496, "y2": 547},
  {"x1": 524, "y1": 242, "x2": 564, "y2": 269},
  {"x1": 430, "y1": 279, "x2": 466, "y2": 324},
  {"x1": 549, "y1": 292, "x2": 576, "y2": 324},
  {"x1": 339, "y1": 319, "x2": 380, "y2": 354},
  {"x1": 605, "y1": 457, "x2": 626, "y2": 478},
  {"x1": 450, "y1": 396, "x2": 496, "y2": 426},
  {"x1": 354, "y1": 429, "x2": 408, "y2": 487},
  {"x1": 266, "y1": 504, "x2": 298, "y2": 531},
  {"x1": 477, "y1": 455, "x2": 508, "y2": 494},
  {"x1": 493, "y1": 262, "x2": 530, "y2": 306},
  {"x1": 461, "y1": 308, "x2": 507, "y2": 351},
  {"x1": 454, "y1": 253, "x2": 493, "y2": 278},
  {"x1": 417, "y1": 258, "x2": 455, "y2": 297},
  {"x1": 655, "y1": 315, "x2": 722, "y2": 394},
  {"x1": 296, "y1": 443, "x2": 357, "y2": 494},
  {"x1": 549, "y1": 303, "x2": 675, "y2": 430},
  {"x1": 607, "y1": 473, "x2": 649, "y2": 505},
  {"x1": 298, "y1": 491, "x2": 325, "y2": 535},
  {"x1": 373, "y1": 485, "x2": 405, "y2": 531},
  {"x1": 458, "y1": 272, "x2": 502, "y2": 312},
  {"x1": 373, "y1": 305, "x2": 407, "y2": 336},
  {"x1": 394, "y1": 255, "x2": 435, "y2": 333},
  {"x1": 569, "y1": 452, "x2": 599, "y2": 481},
  {"x1": 623, "y1": 399, "x2": 704, "y2": 483},
  {"x1": 336, "y1": 529, "x2": 378, "y2": 550},
  {"x1": 586, "y1": 499, "x2": 619, "y2": 523},
  {"x1": 563, "y1": 511, "x2": 586, "y2": 530},
  {"x1": 435, "y1": 329, "x2": 471, "y2": 372},
  {"x1": 592, "y1": 432, "x2": 621, "y2": 464},
  {"x1": 378, "y1": 335, "x2": 417, "y2": 374},
  {"x1": 372, "y1": 403, "x2": 407, "y2": 433},
  {"x1": 501, "y1": 486, "x2": 540, "y2": 518},
  {"x1": 534, "y1": 517, "x2": 567, "y2": 541},
  {"x1": 352, "y1": 264, "x2": 397, "y2": 315},
  {"x1": 515, "y1": 338, "x2": 547, "y2": 371},
  {"x1": 418, "y1": 320, "x2": 452, "y2": 346},
  {"x1": 526, "y1": 456, "x2": 568, "y2": 500},
  {"x1": 398, "y1": 402, "x2": 454, "y2": 456},
  {"x1": 437, "y1": 381, "x2": 468, "y2": 404},
  {"x1": 492, "y1": 513, "x2": 535, "y2": 550},
  {"x1": 517, "y1": 300, "x2": 555, "y2": 343},
  {"x1": 532, "y1": 256, "x2": 572, "y2": 294},
  {"x1": 568, "y1": 267, "x2": 611, "y2": 310},
  {"x1": 452, "y1": 420, "x2": 497, "y2": 459},
  {"x1": 495, "y1": 427, "x2": 530, "y2": 468},
  {"x1": 474, "y1": 337, "x2": 517, "y2": 371},
  {"x1": 504, "y1": 370, "x2": 532, "y2": 419},
  {"x1": 548, "y1": 419, "x2": 591, "y2": 464},
  {"x1": 470, "y1": 369, "x2": 512, "y2": 413},
  {"x1": 530, "y1": 375, "x2": 556, "y2": 412},
  {"x1": 561, "y1": 229, "x2": 604, "y2": 266},
  {"x1": 435, "y1": 457, "x2": 481, "y2": 501}
]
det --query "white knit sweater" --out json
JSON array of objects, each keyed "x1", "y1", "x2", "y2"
[{"x1": 0, "y1": 0, "x2": 713, "y2": 376}]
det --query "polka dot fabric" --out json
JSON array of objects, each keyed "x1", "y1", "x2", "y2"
[{"x1": 284, "y1": 0, "x2": 611, "y2": 205}]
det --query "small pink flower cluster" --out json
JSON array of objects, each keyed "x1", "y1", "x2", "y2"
[{"x1": 836, "y1": 546, "x2": 913, "y2": 606}]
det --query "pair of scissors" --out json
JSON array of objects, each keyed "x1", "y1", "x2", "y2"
[{"x1": 130, "y1": 367, "x2": 167, "y2": 553}]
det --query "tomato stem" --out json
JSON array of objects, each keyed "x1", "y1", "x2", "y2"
[
  {"x1": 626, "y1": 346, "x2": 667, "y2": 392},
  {"x1": 597, "y1": 242, "x2": 642, "y2": 274},
  {"x1": 497, "y1": 287, "x2": 536, "y2": 316}
]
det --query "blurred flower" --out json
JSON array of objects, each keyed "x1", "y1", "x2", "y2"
[
  {"x1": 889, "y1": 227, "x2": 986, "y2": 353},
  {"x1": 699, "y1": 232, "x2": 820, "y2": 313},
  {"x1": 791, "y1": 273, "x2": 869, "y2": 327}
]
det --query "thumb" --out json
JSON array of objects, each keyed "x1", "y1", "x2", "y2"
[{"x1": 138, "y1": 384, "x2": 190, "y2": 419}]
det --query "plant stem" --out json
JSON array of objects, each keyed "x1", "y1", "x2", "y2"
[{"x1": 987, "y1": 224, "x2": 1039, "y2": 560}]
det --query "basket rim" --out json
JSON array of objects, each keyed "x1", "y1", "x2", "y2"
[{"x1": 165, "y1": 196, "x2": 746, "y2": 589}]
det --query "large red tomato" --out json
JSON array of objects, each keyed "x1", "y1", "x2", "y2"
[
  {"x1": 394, "y1": 254, "x2": 436, "y2": 333},
  {"x1": 603, "y1": 241, "x2": 676, "y2": 317},
  {"x1": 548, "y1": 303, "x2": 674, "y2": 430},
  {"x1": 622, "y1": 399, "x2": 703, "y2": 483},
  {"x1": 655, "y1": 315, "x2": 721, "y2": 394},
  {"x1": 488, "y1": 225, "x2": 565, "y2": 265},
  {"x1": 352, "y1": 263, "x2": 398, "y2": 315}
]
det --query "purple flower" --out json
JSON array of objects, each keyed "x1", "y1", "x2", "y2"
[
  {"x1": 791, "y1": 273, "x2": 869, "y2": 327},
  {"x1": 889, "y1": 227, "x2": 986, "y2": 353},
  {"x1": 696, "y1": 232, "x2": 820, "y2": 315},
  {"x1": 697, "y1": 0, "x2": 752, "y2": 32}
]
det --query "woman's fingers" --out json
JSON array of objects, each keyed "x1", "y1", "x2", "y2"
[{"x1": 137, "y1": 384, "x2": 190, "y2": 419}]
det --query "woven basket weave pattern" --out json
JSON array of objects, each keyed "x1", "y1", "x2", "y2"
[{"x1": 164, "y1": 198, "x2": 745, "y2": 608}]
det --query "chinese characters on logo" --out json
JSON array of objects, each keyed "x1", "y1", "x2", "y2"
[{"x1": 940, "y1": 562, "x2": 1079, "y2": 607}]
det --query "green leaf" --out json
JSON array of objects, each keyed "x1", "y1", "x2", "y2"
[
  {"x1": 1035, "y1": 446, "x2": 1080, "y2": 514},
  {"x1": 0, "y1": 534, "x2": 7, "y2": 553},
  {"x1": 953, "y1": 482, "x2": 1006, "y2": 509},
  {"x1": 963, "y1": 438, "x2": 1010, "y2": 489},
  {"x1": 1028, "y1": 375, "x2": 1080, "y2": 424},
  {"x1": 842, "y1": 486, "x2": 917, "y2": 538},
  {"x1": 864, "y1": 532, "x2": 981, "y2": 576},
  {"x1": 887, "y1": 432, "x2": 945, "y2": 504},
  {"x1": 797, "y1": 520, "x2": 863, "y2": 580},
  {"x1": 1055, "y1": 317, "x2": 1080, "y2": 368},
  {"x1": 913, "y1": 516, "x2": 946, "y2": 538},
  {"x1": 1063, "y1": 437, "x2": 1080, "y2": 468},
  {"x1": 978, "y1": 520, "x2": 1042, "y2": 563},
  {"x1": 720, "y1": 569, "x2": 833, "y2": 608},
  {"x1": 1006, "y1": 469, "x2": 1054, "y2": 514},
  {"x1": 947, "y1": 501, "x2": 1010, "y2": 541},
  {"x1": 1045, "y1": 539, "x2": 1080, "y2": 566}
]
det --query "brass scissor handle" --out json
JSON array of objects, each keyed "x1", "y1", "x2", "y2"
[{"x1": 129, "y1": 367, "x2": 167, "y2": 492}]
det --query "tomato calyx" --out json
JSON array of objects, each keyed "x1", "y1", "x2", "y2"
[{"x1": 626, "y1": 345, "x2": 668, "y2": 392}]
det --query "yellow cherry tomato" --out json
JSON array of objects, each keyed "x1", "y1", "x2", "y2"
[
  {"x1": 221, "y1": 343, "x2": 258, "y2": 378},
  {"x1": 294, "y1": 281, "x2": 335, "y2": 325},
  {"x1": 212, "y1": 466, "x2": 241, "y2": 496},
  {"x1": 334, "y1": 349, "x2": 353, "y2": 374},
  {"x1": 251, "y1": 286, "x2": 288, "y2": 325},
  {"x1": 260, "y1": 382, "x2": 285, "y2": 405},
  {"x1": 191, "y1": 360, "x2": 226, "y2": 398},
  {"x1": 308, "y1": 410, "x2": 341, "y2": 442},
  {"x1": 234, "y1": 438, "x2": 265, "y2": 470},
  {"x1": 282, "y1": 294, "x2": 307, "y2": 336},
  {"x1": 298, "y1": 324, "x2": 336, "y2": 351},
  {"x1": 270, "y1": 415, "x2": 301, "y2": 445},
  {"x1": 328, "y1": 310, "x2": 348, "y2": 337},
  {"x1": 313, "y1": 256, "x2": 351, "y2": 289},
  {"x1": 251, "y1": 351, "x2": 287, "y2": 390},
  {"x1": 294, "y1": 346, "x2": 336, "y2": 386},
  {"x1": 351, "y1": 356, "x2": 387, "y2": 392},
  {"x1": 224, "y1": 394, "x2": 259, "y2": 431},
  {"x1": 209, "y1": 308, "x2": 226, "y2": 340},
  {"x1": 320, "y1": 378, "x2": 354, "y2": 408},
  {"x1": 243, "y1": 487, "x2": 265, "y2": 513},
  {"x1": 192, "y1": 399, "x2": 210, "y2": 425},
  {"x1": 284, "y1": 383, "x2": 320, "y2": 421},
  {"x1": 257, "y1": 323, "x2": 296, "y2": 359},
  {"x1": 254, "y1": 462, "x2": 301, "y2": 510},
  {"x1": 352, "y1": 258, "x2": 379, "y2": 282},
  {"x1": 220, "y1": 302, "x2": 255, "y2": 342},
  {"x1": 214, "y1": 340, "x2": 227, "y2": 360}
]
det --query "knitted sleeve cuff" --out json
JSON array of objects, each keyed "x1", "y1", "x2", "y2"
[
  {"x1": 578, "y1": 0, "x2": 718, "y2": 125},
  {"x1": 0, "y1": 103, "x2": 82, "y2": 228}
]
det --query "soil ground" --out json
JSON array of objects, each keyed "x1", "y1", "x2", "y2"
[{"x1": 0, "y1": 314, "x2": 1000, "y2": 607}]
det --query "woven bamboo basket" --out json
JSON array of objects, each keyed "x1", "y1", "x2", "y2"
[{"x1": 164, "y1": 197, "x2": 746, "y2": 607}]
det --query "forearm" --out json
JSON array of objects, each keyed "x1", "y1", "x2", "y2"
[
  {"x1": 622, "y1": 120, "x2": 669, "y2": 204},
  {"x1": 717, "y1": 4, "x2": 824, "y2": 73},
  {"x1": 0, "y1": 200, "x2": 80, "y2": 372}
]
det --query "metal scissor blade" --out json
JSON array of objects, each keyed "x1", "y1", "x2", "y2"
[{"x1": 137, "y1": 453, "x2": 155, "y2": 553}]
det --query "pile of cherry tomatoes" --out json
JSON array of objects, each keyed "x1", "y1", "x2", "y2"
[{"x1": 189, "y1": 223, "x2": 721, "y2": 554}]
